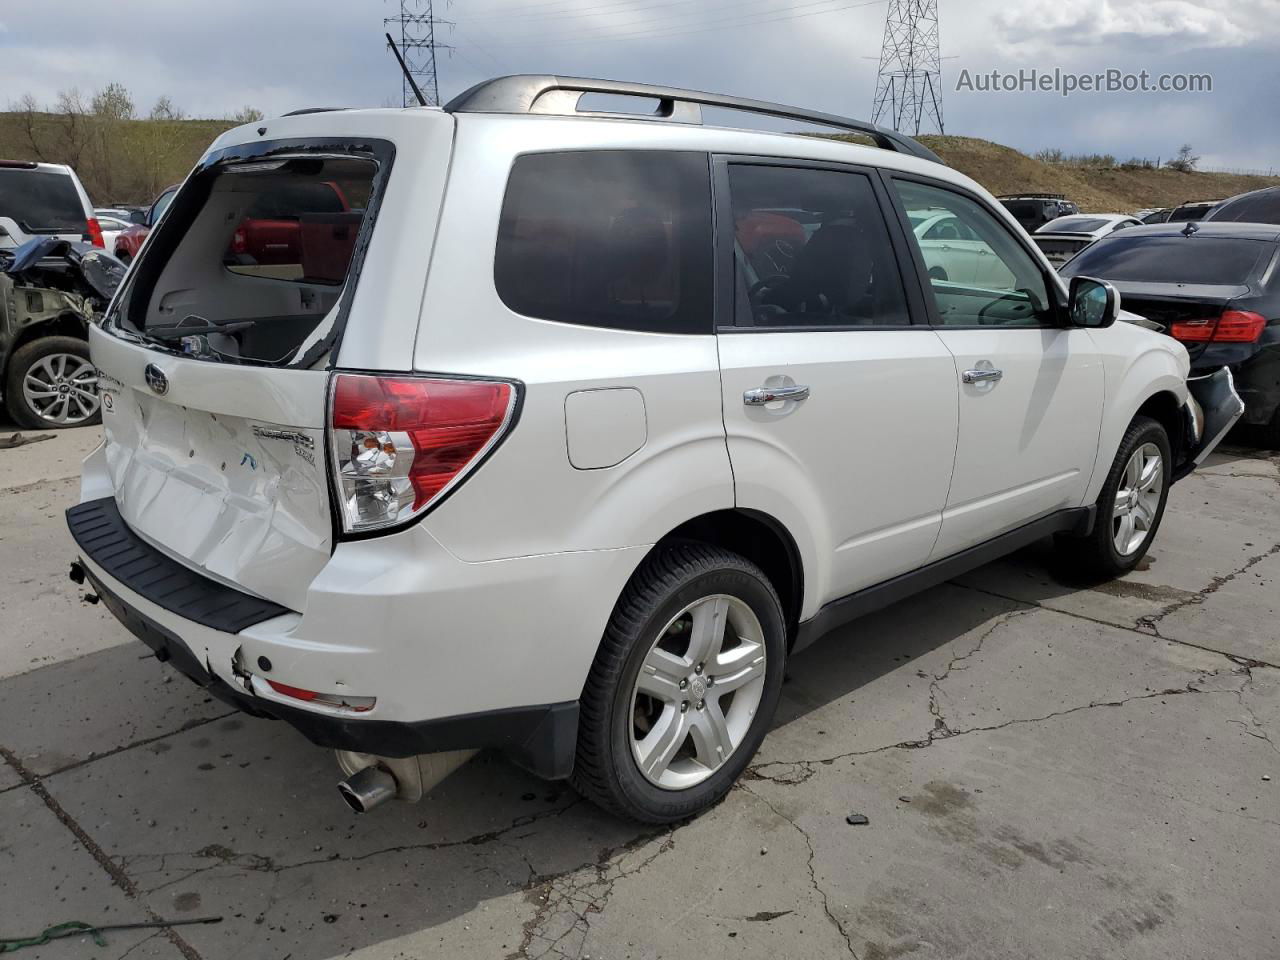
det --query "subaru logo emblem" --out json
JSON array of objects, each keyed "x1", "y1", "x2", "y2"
[{"x1": 144, "y1": 363, "x2": 169, "y2": 396}]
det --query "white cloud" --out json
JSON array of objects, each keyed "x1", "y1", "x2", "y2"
[{"x1": 992, "y1": 0, "x2": 1274, "y2": 53}]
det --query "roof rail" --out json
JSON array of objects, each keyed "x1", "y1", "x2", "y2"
[{"x1": 443, "y1": 76, "x2": 942, "y2": 165}]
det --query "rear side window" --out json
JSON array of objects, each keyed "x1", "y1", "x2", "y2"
[
  {"x1": 0, "y1": 169, "x2": 85, "y2": 233},
  {"x1": 495, "y1": 151, "x2": 713, "y2": 334},
  {"x1": 1062, "y1": 236, "x2": 1269, "y2": 285}
]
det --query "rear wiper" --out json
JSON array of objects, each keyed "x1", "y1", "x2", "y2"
[{"x1": 145, "y1": 319, "x2": 256, "y2": 342}]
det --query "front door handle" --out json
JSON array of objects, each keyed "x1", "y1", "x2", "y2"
[
  {"x1": 744, "y1": 384, "x2": 810, "y2": 405},
  {"x1": 962, "y1": 368, "x2": 1003, "y2": 384}
]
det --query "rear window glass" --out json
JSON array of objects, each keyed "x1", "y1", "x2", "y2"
[
  {"x1": 1061, "y1": 236, "x2": 1269, "y2": 285},
  {"x1": 116, "y1": 153, "x2": 379, "y2": 367},
  {"x1": 1169, "y1": 205, "x2": 1215, "y2": 222},
  {"x1": 1001, "y1": 200, "x2": 1048, "y2": 219},
  {"x1": 0, "y1": 169, "x2": 85, "y2": 233},
  {"x1": 495, "y1": 150, "x2": 713, "y2": 335},
  {"x1": 1208, "y1": 189, "x2": 1280, "y2": 225},
  {"x1": 1041, "y1": 217, "x2": 1110, "y2": 233}
]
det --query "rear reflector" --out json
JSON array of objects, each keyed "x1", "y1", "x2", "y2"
[
  {"x1": 329, "y1": 373, "x2": 516, "y2": 534},
  {"x1": 1171, "y1": 310, "x2": 1267, "y2": 343},
  {"x1": 265, "y1": 679, "x2": 376, "y2": 713}
]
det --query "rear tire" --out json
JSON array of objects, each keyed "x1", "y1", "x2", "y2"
[
  {"x1": 1057, "y1": 415, "x2": 1170, "y2": 579},
  {"x1": 571, "y1": 542, "x2": 786, "y2": 824},
  {"x1": 4, "y1": 336, "x2": 101, "y2": 429}
]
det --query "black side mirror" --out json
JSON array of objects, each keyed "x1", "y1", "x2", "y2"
[{"x1": 1068, "y1": 276, "x2": 1119, "y2": 328}]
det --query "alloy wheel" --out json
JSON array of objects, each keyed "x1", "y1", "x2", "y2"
[
  {"x1": 22, "y1": 353, "x2": 100, "y2": 426},
  {"x1": 1113, "y1": 441, "x2": 1163, "y2": 556},
  {"x1": 629, "y1": 594, "x2": 767, "y2": 790}
]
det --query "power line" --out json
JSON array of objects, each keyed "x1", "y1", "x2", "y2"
[
  {"x1": 465, "y1": 0, "x2": 701, "y2": 23},
  {"x1": 475, "y1": 0, "x2": 822, "y2": 30},
  {"x1": 871, "y1": 0, "x2": 944, "y2": 134},
  {"x1": 473, "y1": 0, "x2": 887, "y2": 47},
  {"x1": 386, "y1": 0, "x2": 453, "y2": 106}
]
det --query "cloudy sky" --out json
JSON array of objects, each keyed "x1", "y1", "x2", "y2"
[{"x1": 1, "y1": 0, "x2": 1277, "y2": 170}]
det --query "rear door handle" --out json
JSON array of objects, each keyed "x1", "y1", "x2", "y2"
[
  {"x1": 962, "y1": 368, "x2": 1003, "y2": 384},
  {"x1": 744, "y1": 385, "x2": 810, "y2": 405}
]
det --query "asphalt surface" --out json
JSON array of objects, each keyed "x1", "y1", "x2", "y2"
[{"x1": 1, "y1": 423, "x2": 1277, "y2": 960}]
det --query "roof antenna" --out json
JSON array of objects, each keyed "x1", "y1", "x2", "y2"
[
  {"x1": 1181, "y1": 221, "x2": 1199, "y2": 236},
  {"x1": 385, "y1": 32, "x2": 428, "y2": 107}
]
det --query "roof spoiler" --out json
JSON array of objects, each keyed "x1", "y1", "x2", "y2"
[{"x1": 443, "y1": 75, "x2": 942, "y2": 165}]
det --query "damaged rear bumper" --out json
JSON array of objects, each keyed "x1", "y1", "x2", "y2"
[
  {"x1": 65, "y1": 497, "x2": 578, "y2": 778},
  {"x1": 1174, "y1": 367, "x2": 1245, "y2": 483}
]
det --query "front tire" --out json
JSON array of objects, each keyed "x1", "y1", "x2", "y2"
[
  {"x1": 571, "y1": 542, "x2": 786, "y2": 824},
  {"x1": 1057, "y1": 415, "x2": 1170, "y2": 578}
]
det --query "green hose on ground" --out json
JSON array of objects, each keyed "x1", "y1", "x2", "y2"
[{"x1": 0, "y1": 916, "x2": 221, "y2": 953}]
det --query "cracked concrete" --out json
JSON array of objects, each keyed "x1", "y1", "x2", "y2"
[{"x1": 1, "y1": 430, "x2": 1278, "y2": 960}]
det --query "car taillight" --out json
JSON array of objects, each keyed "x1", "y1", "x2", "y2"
[
  {"x1": 329, "y1": 373, "x2": 516, "y2": 534},
  {"x1": 85, "y1": 217, "x2": 105, "y2": 248},
  {"x1": 1171, "y1": 310, "x2": 1267, "y2": 343},
  {"x1": 231, "y1": 225, "x2": 246, "y2": 254}
]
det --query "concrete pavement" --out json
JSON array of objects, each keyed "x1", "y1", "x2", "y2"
[{"x1": 1, "y1": 426, "x2": 1276, "y2": 959}]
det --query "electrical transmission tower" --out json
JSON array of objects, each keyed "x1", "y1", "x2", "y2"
[
  {"x1": 385, "y1": 0, "x2": 452, "y2": 107},
  {"x1": 871, "y1": 0, "x2": 944, "y2": 135}
]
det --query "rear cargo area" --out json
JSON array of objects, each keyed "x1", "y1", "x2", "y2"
[{"x1": 88, "y1": 139, "x2": 395, "y2": 612}]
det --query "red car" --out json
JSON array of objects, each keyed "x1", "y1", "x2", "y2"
[
  {"x1": 113, "y1": 184, "x2": 179, "y2": 263},
  {"x1": 226, "y1": 181, "x2": 357, "y2": 281},
  {"x1": 115, "y1": 181, "x2": 356, "y2": 283}
]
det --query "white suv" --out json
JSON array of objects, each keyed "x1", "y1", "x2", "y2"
[{"x1": 68, "y1": 78, "x2": 1242, "y2": 823}]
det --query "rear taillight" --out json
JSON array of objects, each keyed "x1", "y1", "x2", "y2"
[
  {"x1": 85, "y1": 217, "x2": 105, "y2": 248},
  {"x1": 1171, "y1": 310, "x2": 1267, "y2": 344},
  {"x1": 329, "y1": 373, "x2": 516, "y2": 534},
  {"x1": 231, "y1": 225, "x2": 247, "y2": 254}
]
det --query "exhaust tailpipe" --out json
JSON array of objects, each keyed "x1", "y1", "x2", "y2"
[
  {"x1": 338, "y1": 765, "x2": 398, "y2": 814},
  {"x1": 335, "y1": 748, "x2": 478, "y2": 814}
]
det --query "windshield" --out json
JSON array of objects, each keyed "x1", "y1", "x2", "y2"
[
  {"x1": 1041, "y1": 216, "x2": 1111, "y2": 233},
  {"x1": 0, "y1": 169, "x2": 86, "y2": 233},
  {"x1": 1062, "y1": 236, "x2": 1269, "y2": 285}
]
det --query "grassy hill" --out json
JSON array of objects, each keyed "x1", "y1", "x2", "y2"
[
  {"x1": 917, "y1": 135, "x2": 1280, "y2": 213},
  {"x1": 2, "y1": 111, "x2": 1277, "y2": 213},
  {"x1": 0, "y1": 112, "x2": 236, "y2": 205}
]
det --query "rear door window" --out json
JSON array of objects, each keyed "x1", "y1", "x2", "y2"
[
  {"x1": 0, "y1": 169, "x2": 86, "y2": 233},
  {"x1": 1061, "y1": 236, "x2": 1269, "y2": 285},
  {"x1": 726, "y1": 163, "x2": 911, "y2": 328},
  {"x1": 494, "y1": 150, "x2": 713, "y2": 334}
]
